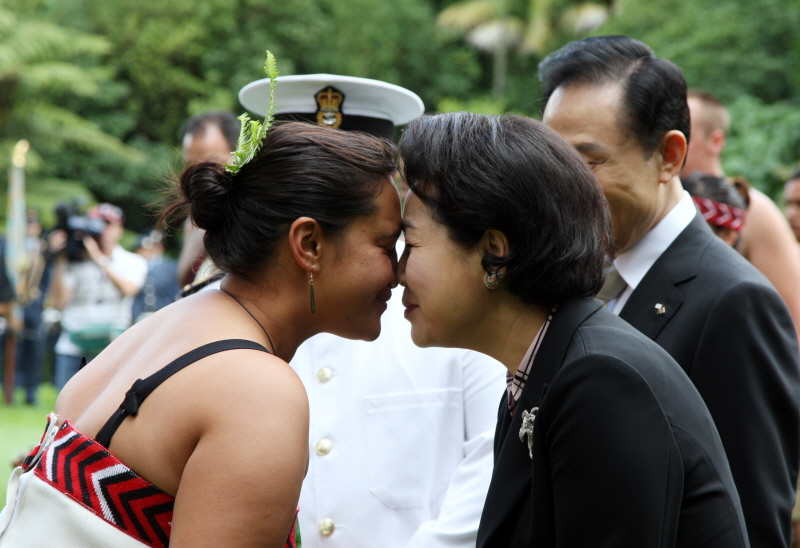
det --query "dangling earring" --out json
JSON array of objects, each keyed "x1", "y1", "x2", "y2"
[
  {"x1": 484, "y1": 269, "x2": 502, "y2": 289},
  {"x1": 309, "y1": 272, "x2": 316, "y2": 313}
]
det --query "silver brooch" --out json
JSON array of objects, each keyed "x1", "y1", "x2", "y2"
[{"x1": 518, "y1": 407, "x2": 538, "y2": 459}]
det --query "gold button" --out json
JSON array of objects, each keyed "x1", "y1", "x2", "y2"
[
  {"x1": 318, "y1": 518, "x2": 335, "y2": 536},
  {"x1": 317, "y1": 367, "x2": 333, "y2": 383},
  {"x1": 315, "y1": 438, "x2": 332, "y2": 455}
]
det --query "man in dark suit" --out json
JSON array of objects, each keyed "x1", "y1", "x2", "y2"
[{"x1": 540, "y1": 35, "x2": 800, "y2": 548}]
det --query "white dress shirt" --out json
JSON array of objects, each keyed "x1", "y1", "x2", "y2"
[
  {"x1": 290, "y1": 265, "x2": 506, "y2": 547},
  {"x1": 610, "y1": 192, "x2": 697, "y2": 314}
]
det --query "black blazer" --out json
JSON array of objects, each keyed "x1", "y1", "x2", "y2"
[
  {"x1": 619, "y1": 213, "x2": 800, "y2": 548},
  {"x1": 477, "y1": 297, "x2": 749, "y2": 548}
]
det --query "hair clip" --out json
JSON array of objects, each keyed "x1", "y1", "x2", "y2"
[{"x1": 225, "y1": 51, "x2": 279, "y2": 175}]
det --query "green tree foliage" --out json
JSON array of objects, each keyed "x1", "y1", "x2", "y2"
[
  {"x1": 602, "y1": 0, "x2": 800, "y2": 104},
  {"x1": 724, "y1": 96, "x2": 800, "y2": 197},
  {"x1": 436, "y1": 0, "x2": 611, "y2": 100},
  {"x1": 6, "y1": 0, "x2": 799, "y2": 221},
  {"x1": 0, "y1": 6, "x2": 141, "y2": 224},
  {"x1": 4, "y1": 0, "x2": 486, "y2": 231}
]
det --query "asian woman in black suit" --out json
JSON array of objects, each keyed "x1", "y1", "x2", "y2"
[{"x1": 396, "y1": 113, "x2": 750, "y2": 547}]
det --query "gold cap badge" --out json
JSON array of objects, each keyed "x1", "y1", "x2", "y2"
[{"x1": 315, "y1": 86, "x2": 344, "y2": 129}]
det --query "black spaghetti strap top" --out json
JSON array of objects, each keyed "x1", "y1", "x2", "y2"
[{"x1": 95, "y1": 339, "x2": 270, "y2": 448}]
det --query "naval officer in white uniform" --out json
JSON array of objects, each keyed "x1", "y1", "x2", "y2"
[{"x1": 239, "y1": 75, "x2": 506, "y2": 548}]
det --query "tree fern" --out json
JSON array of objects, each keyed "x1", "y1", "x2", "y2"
[{"x1": 226, "y1": 50, "x2": 279, "y2": 174}]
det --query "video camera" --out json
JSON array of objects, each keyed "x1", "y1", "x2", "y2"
[{"x1": 53, "y1": 201, "x2": 106, "y2": 262}]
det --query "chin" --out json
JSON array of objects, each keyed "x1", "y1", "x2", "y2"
[
  {"x1": 358, "y1": 319, "x2": 383, "y2": 342},
  {"x1": 335, "y1": 320, "x2": 382, "y2": 342},
  {"x1": 409, "y1": 326, "x2": 437, "y2": 349}
]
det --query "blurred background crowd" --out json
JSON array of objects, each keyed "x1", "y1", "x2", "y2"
[{"x1": 0, "y1": 0, "x2": 799, "y2": 401}]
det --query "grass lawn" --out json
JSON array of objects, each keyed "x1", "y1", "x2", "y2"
[{"x1": 0, "y1": 385, "x2": 58, "y2": 503}]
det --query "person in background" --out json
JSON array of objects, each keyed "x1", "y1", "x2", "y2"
[
  {"x1": 682, "y1": 89, "x2": 800, "y2": 335},
  {"x1": 132, "y1": 230, "x2": 178, "y2": 323},
  {"x1": 176, "y1": 111, "x2": 239, "y2": 287},
  {"x1": 14, "y1": 210, "x2": 57, "y2": 404},
  {"x1": 238, "y1": 74, "x2": 506, "y2": 548},
  {"x1": 681, "y1": 172, "x2": 749, "y2": 247},
  {"x1": 783, "y1": 169, "x2": 800, "y2": 245},
  {"x1": 540, "y1": 35, "x2": 800, "y2": 548},
  {"x1": 0, "y1": 238, "x2": 16, "y2": 401},
  {"x1": 50, "y1": 203, "x2": 147, "y2": 389}
]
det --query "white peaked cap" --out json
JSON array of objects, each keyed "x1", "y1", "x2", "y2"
[{"x1": 239, "y1": 74, "x2": 425, "y2": 125}]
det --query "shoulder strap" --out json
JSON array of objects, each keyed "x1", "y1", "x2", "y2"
[{"x1": 95, "y1": 339, "x2": 269, "y2": 448}]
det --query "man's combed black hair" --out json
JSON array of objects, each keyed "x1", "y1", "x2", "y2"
[
  {"x1": 538, "y1": 35, "x2": 691, "y2": 154},
  {"x1": 399, "y1": 113, "x2": 612, "y2": 308}
]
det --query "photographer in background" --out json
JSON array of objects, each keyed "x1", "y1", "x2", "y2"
[{"x1": 50, "y1": 203, "x2": 147, "y2": 389}]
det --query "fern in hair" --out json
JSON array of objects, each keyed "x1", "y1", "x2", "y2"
[{"x1": 225, "y1": 50, "x2": 279, "y2": 174}]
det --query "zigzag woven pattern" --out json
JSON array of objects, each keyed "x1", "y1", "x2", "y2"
[
  {"x1": 21, "y1": 416, "x2": 297, "y2": 548},
  {"x1": 30, "y1": 421, "x2": 174, "y2": 548}
]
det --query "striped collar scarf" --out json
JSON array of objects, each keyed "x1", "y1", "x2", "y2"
[{"x1": 506, "y1": 309, "x2": 555, "y2": 415}]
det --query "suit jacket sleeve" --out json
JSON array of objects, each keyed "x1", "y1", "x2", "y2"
[
  {"x1": 690, "y1": 280, "x2": 800, "y2": 548},
  {"x1": 406, "y1": 350, "x2": 506, "y2": 548},
  {"x1": 541, "y1": 354, "x2": 682, "y2": 547}
]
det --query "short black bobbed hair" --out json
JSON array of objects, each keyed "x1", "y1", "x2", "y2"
[
  {"x1": 399, "y1": 113, "x2": 612, "y2": 308},
  {"x1": 538, "y1": 35, "x2": 691, "y2": 156}
]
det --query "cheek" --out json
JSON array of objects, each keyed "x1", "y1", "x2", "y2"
[
  {"x1": 405, "y1": 251, "x2": 475, "y2": 341},
  {"x1": 344, "y1": 251, "x2": 396, "y2": 305},
  {"x1": 404, "y1": 251, "x2": 443, "y2": 300}
]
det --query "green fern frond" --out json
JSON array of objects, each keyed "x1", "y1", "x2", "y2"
[
  {"x1": 226, "y1": 50, "x2": 279, "y2": 174},
  {"x1": 264, "y1": 51, "x2": 279, "y2": 81}
]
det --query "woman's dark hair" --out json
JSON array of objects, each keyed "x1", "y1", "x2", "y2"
[
  {"x1": 681, "y1": 172, "x2": 749, "y2": 211},
  {"x1": 399, "y1": 113, "x2": 611, "y2": 307},
  {"x1": 161, "y1": 122, "x2": 396, "y2": 280}
]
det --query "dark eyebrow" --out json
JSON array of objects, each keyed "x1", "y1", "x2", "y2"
[
  {"x1": 401, "y1": 219, "x2": 416, "y2": 231},
  {"x1": 574, "y1": 143, "x2": 605, "y2": 155}
]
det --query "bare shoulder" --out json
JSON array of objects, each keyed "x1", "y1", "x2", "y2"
[
  {"x1": 741, "y1": 189, "x2": 794, "y2": 247},
  {"x1": 187, "y1": 348, "x2": 308, "y2": 427},
  {"x1": 165, "y1": 348, "x2": 309, "y2": 547}
]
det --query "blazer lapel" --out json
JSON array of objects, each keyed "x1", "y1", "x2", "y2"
[
  {"x1": 619, "y1": 213, "x2": 711, "y2": 339},
  {"x1": 477, "y1": 298, "x2": 603, "y2": 547}
]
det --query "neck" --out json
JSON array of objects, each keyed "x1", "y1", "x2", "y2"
[
  {"x1": 615, "y1": 177, "x2": 685, "y2": 257},
  {"x1": 686, "y1": 157, "x2": 724, "y2": 178},
  {"x1": 654, "y1": 176, "x2": 686, "y2": 225},
  {"x1": 219, "y1": 274, "x2": 315, "y2": 362},
  {"x1": 467, "y1": 293, "x2": 550, "y2": 376}
]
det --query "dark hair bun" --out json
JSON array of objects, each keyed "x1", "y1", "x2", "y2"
[
  {"x1": 181, "y1": 162, "x2": 232, "y2": 231},
  {"x1": 159, "y1": 122, "x2": 396, "y2": 280}
]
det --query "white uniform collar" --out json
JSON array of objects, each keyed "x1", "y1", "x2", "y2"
[{"x1": 614, "y1": 191, "x2": 696, "y2": 293}]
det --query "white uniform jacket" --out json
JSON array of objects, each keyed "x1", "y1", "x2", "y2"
[{"x1": 290, "y1": 285, "x2": 506, "y2": 548}]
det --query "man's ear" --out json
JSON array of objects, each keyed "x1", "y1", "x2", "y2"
[
  {"x1": 708, "y1": 128, "x2": 726, "y2": 158},
  {"x1": 658, "y1": 130, "x2": 688, "y2": 184},
  {"x1": 478, "y1": 229, "x2": 511, "y2": 273},
  {"x1": 288, "y1": 217, "x2": 323, "y2": 272}
]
